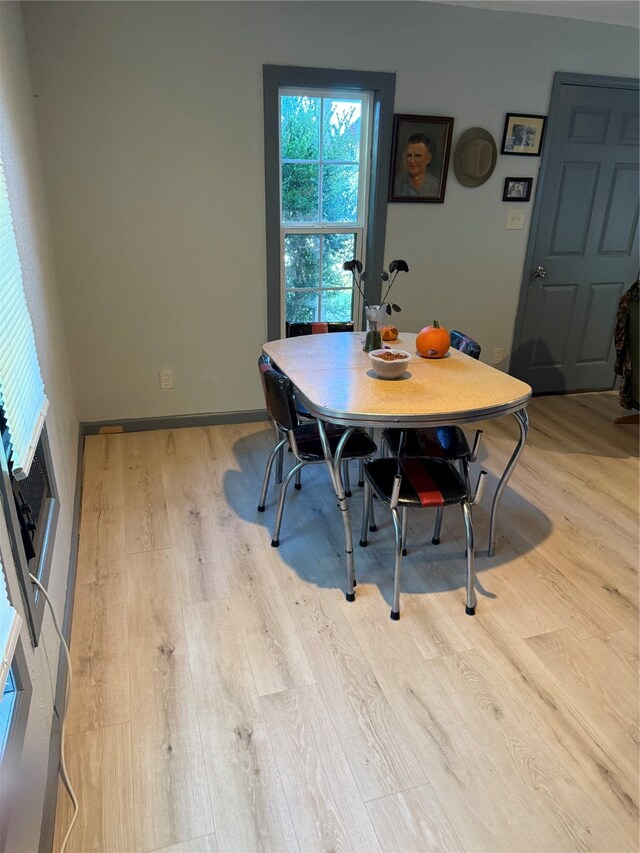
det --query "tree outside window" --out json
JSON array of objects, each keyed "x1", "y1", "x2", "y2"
[{"x1": 280, "y1": 91, "x2": 372, "y2": 325}]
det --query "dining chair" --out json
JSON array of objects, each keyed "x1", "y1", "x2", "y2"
[
  {"x1": 360, "y1": 456, "x2": 487, "y2": 619},
  {"x1": 284, "y1": 320, "x2": 357, "y2": 493},
  {"x1": 257, "y1": 355, "x2": 377, "y2": 549},
  {"x1": 381, "y1": 329, "x2": 483, "y2": 545},
  {"x1": 285, "y1": 321, "x2": 354, "y2": 337},
  {"x1": 257, "y1": 352, "x2": 357, "y2": 504}
]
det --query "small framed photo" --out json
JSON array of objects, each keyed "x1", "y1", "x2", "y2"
[
  {"x1": 388, "y1": 114, "x2": 455, "y2": 203},
  {"x1": 503, "y1": 177, "x2": 533, "y2": 202},
  {"x1": 501, "y1": 113, "x2": 546, "y2": 156}
]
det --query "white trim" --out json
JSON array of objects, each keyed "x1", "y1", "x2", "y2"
[
  {"x1": 0, "y1": 555, "x2": 22, "y2": 695},
  {"x1": 278, "y1": 88, "x2": 373, "y2": 335},
  {"x1": 11, "y1": 397, "x2": 49, "y2": 481}
]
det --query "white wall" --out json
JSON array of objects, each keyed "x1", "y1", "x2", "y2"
[
  {"x1": 21, "y1": 1, "x2": 639, "y2": 422},
  {"x1": 0, "y1": 4, "x2": 79, "y2": 850}
]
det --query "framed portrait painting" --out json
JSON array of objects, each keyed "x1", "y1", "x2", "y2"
[
  {"x1": 503, "y1": 177, "x2": 533, "y2": 202},
  {"x1": 501, "y1": 113, "x2": 546, "y2": 156},
  {"x1": 388, "y1": 114, "x2": 455, "y2": 203}
]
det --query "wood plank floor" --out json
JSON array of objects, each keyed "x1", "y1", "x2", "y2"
[{"x1": 54, "y1": 391, "x2": 639, "y2": 853}]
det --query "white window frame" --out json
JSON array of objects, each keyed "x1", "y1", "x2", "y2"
[
  {"x1": 263, "y1": 66, "x2": 396, "y2": 343},
  {"x1": 278, "y1": 88, "x2": 373, "y2": 333},
  {"x1": 0, "y1": 555, "x2": 21, "y2": 697}
]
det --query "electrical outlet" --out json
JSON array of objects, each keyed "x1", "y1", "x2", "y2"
[
  {"x1": 159, "y1": 369, "x2": 173, "y2": 389},
  {"x1": 492, "y1": 347, "x2": 504, "y2": 364}
]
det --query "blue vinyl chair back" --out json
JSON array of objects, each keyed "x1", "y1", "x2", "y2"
[{"x1": 450, "y1": 330, "x2": 481, "y2": 360}]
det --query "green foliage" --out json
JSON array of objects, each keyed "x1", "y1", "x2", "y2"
[
  {"x1": 281, "y1": 95, "x2": 320, "y2": 160},
  {"x1": 284, "y1": 234, "x2": 319, "y2": 290},
  {"x1": 281, "y1": 94, "x2": 363, "y2": 322},
  {"x1": 281, "y1": 95, "x2": 361, "y2": 224}
]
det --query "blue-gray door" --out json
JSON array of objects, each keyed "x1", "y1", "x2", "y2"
[{"x1": 511, "y1": 76, "x2": 639, "y2": 393}]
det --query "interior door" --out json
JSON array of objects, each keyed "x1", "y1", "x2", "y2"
[{"x1": 511, "y1": 75, "x2": 639, "y2": 393}]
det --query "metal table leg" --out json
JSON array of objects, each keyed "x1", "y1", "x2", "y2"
[
  {"x1": 317, "y1": 420, "x2": 357, "y2": 601},
  {"x1": 488, "y1": 408, "x2": 529, "y2": 557}
]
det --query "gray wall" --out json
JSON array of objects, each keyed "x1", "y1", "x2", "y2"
[
  {"x1": 0, "y1": 4, "x2": 79, "y2": 850},
  {"x1": 21, "y1": 1, "x2": 639, "y2": 423}
]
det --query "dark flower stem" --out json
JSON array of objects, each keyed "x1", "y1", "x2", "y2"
[
  {"x1": 344, "y1": 257, "x2": 407, "y2": 311},
  {"x1": 382, "y1": 270, "x2": 400, "y2": 305},
  {"x1": 351, "y1": 271, "x2": 370, "y2": 309}
]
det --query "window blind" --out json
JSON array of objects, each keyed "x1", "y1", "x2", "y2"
[
  {"x1": 0, "y1": 153, "x2": 48, "y2": 480},
  {"x1": 0, "y1": 557, "x2": 21, "y2": 695}
]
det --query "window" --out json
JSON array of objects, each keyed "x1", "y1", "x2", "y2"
[
  {"x1": 280, "y1": 89, "x2": 372, "y2": 325},
  {"x1": 264, "y1": 66, "x2": 396, "y2": 340},
  {"x1": 1, "y1": 551, "x2": 24, "y2": 768},
  {"x1": 0, "y1": 669, "x2": 18, "y2": 759},
  {"x1": 0, "y1": 640, "x2": 31, "y2": 838},
  {"x1": 0, "y1": 152, "x2": 58, "y2": 646},
  {"x1": 0, "y1": 556, "x2": 21, "y2": 700},
  {"x1": 0, "y1": 415, "x2": 59, "y2": 649},
  {"x1": 0, "y1": 155, "x2": 48, "y2": 481}
]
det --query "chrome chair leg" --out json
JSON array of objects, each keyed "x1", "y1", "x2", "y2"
[
  {"x1": 462, "y1": 501, "x2": 477, "y2": 615},
  {"x1": 368, "y1": 490, "x2": 377, "y2": 532},
  {"x1": 343, "y1": 460, "x2": 352, "y2": 497},
  {"x1": 401, "y1": 508, "x2": 408, "y2": 556},
  {"x1": 271, "y1": 461, "x2": 305, "y2": 547},
  {"x1": 360, "y1": 479, "x2": 371, "y2": 546},
  {"x1": 460, "y1": 457, "x2": 471, "y2": 490},
  {"x1": 390, "y1": 506, "x2": 405, "y2": 620},
  {"x1": 432, "y1": 505, "x2": 444, "y2": 544},
  {"x1": 274, "y1": 425, "x2": 285, "y2": 486},
  {"x1": 359, "y1": 480, "x2": 378, "y2": 548},
  {"x1": 258, "y1": 436, "x2": 288, "y2": 512}
]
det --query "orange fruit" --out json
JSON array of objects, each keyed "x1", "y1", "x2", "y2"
[
  {"x1": 416, "y1": 321, "x2": 450, "y2": 358},
  {"x1": 381, "y1": 324, "x2": 399, "y2": 341}
]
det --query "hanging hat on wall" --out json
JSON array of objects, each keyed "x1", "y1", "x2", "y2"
[{"x1": 453, "y1": 127, "x2": 497, "y2": 187}]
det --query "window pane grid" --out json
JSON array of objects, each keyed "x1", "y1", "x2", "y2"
[
  {"x1": 279, "y1": 87, "x2": 371, "y2": 327},
  {"x1": 282, "y1": 159, "x2": 359, "y2": 165},
  {"x1": 280, "y1": 92, "x2": 366, "y2": 227}
]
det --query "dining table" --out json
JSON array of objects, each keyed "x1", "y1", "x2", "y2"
[{"x1": 262, "y1": 331, "x2": 532, "y2": 599}]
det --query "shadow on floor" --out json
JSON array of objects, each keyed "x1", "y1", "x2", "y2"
[{"x1": 223, "y1": 425, "x2": 554, "y2": 612}]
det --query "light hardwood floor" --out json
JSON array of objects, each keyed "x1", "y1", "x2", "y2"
[{"x1": 53, "y1": 391, "x2": 639, "y2": 853}]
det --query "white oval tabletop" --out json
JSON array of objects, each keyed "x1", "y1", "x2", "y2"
[{"x1": 263, "y1": 332, "x2": 532, "y2": 429}]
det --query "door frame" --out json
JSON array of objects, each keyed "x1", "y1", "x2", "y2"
[{"x1": 509, "y1": 71, "x2": 640, "y2": 379}]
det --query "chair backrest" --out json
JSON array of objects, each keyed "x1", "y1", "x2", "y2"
[
  {"x1": 450, "y1": 330, "x2": 481, "y2": 360},
  {"x1": 286, "y1": 321, "x2": 354, "y2": 338},
  {"x1": 258, "y1": 354, "x2": 299, "y2": 431}
]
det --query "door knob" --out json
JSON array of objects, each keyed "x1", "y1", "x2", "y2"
[{"x1": 532, "y1": 265, "x2": 546, "y2": 278}]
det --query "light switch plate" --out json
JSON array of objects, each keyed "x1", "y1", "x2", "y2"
[{"x1": 506, "y1": 209, "x2": 525, "y2": 229}]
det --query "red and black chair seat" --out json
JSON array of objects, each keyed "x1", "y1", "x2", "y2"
[{"x1": 364, "y1": 457, "x2": 468, "y2": 508}]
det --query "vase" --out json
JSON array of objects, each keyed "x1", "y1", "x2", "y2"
[
  {"x1": 366, "y1": 305, "x2": 388, "y2": 330},
  {"x1": 363, "y1": 305, "x2": 387, "y2": 352}
]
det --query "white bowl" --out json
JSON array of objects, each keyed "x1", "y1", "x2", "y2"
[{"x1": 368, "y1": 348, "x2": 411, "y2": 379}]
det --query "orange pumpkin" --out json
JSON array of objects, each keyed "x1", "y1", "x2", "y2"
[
  {"x1": 381, "y1": 324, "x2": 399, "y2": 341},
  {"x1": 416, "y1": 321, "x2": 450, "y2": 358}
]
